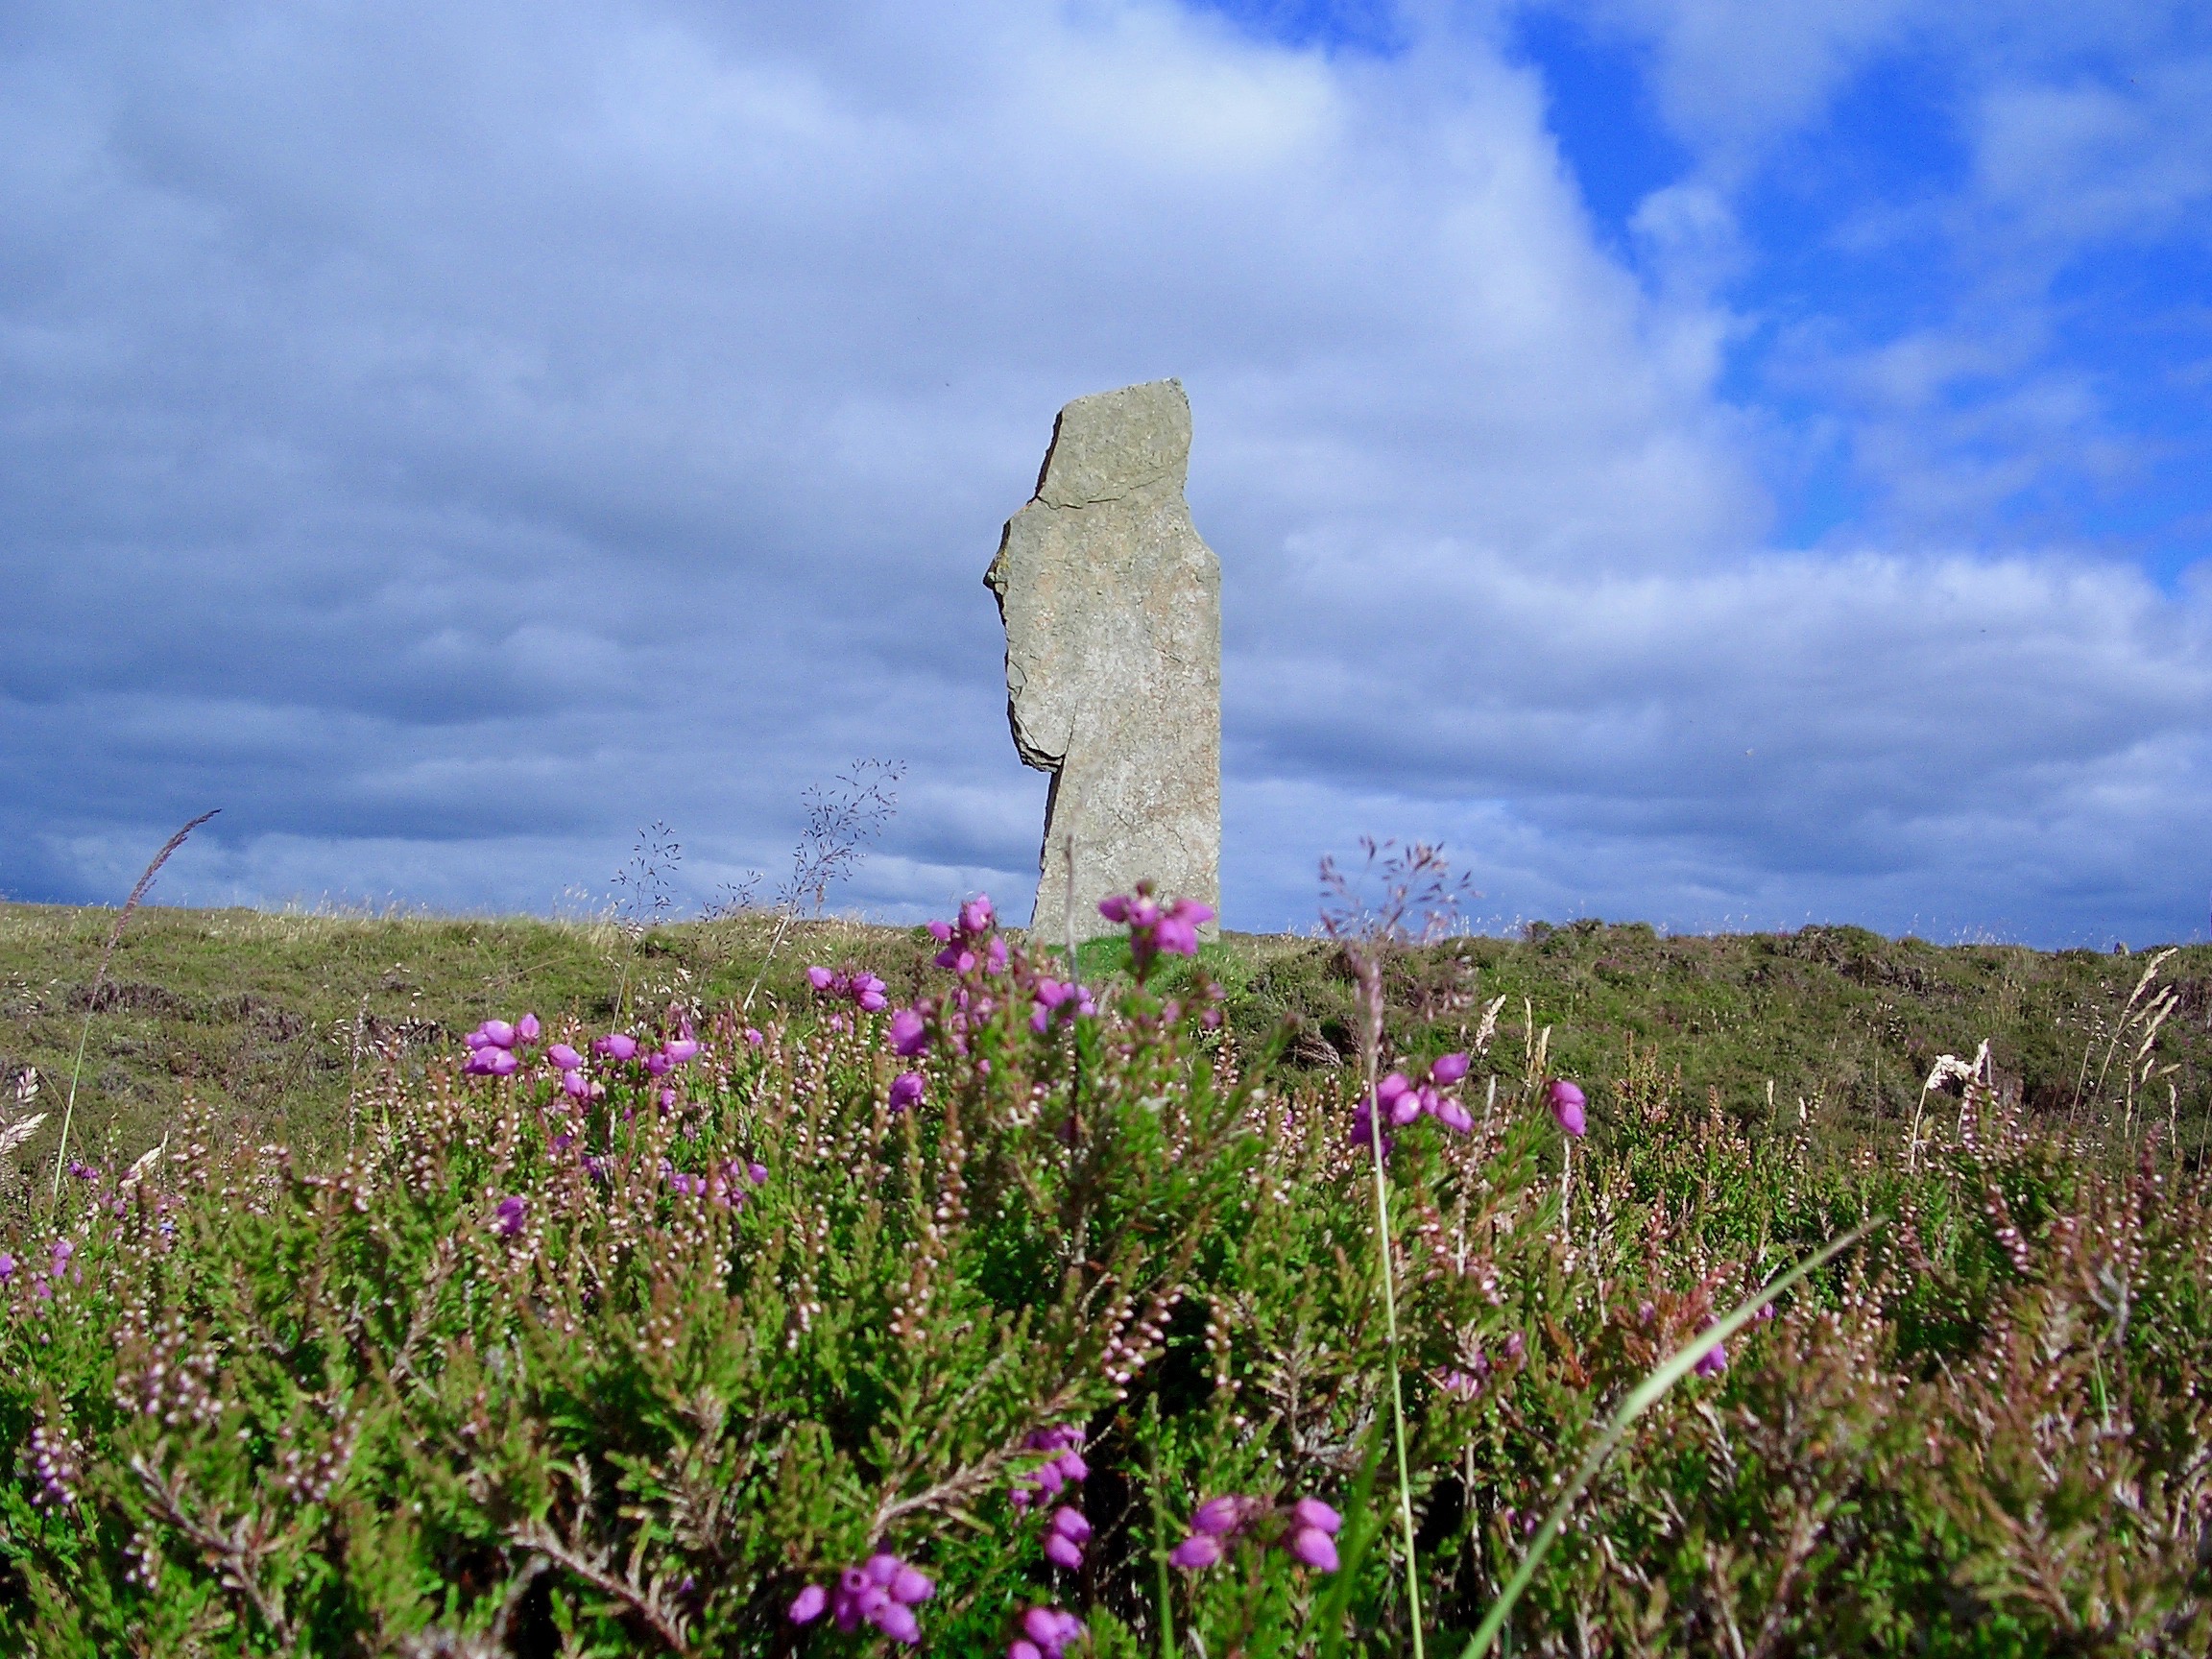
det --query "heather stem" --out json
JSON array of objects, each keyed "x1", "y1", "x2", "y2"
[{"x1": 1358, "y1": 955, "x2": 1426, "y2": 1657}]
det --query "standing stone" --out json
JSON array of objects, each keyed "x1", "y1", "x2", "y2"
[{"x1": 986, "y1": 379, "x2": 1221, "y2": 945}]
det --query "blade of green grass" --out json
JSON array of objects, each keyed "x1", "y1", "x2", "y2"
[{"x1": 1455, "y1": 1219, "x2": 1881, "y2": 1659}]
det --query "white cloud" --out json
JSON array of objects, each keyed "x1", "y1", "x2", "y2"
[{"x1": 0, "y1": 0, "x2": 2205, "y2": 945}]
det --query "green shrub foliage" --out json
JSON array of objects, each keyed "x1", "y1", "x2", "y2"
[{"x1": 2, "y1": 905, "x2": 2207, "y2": 1655}]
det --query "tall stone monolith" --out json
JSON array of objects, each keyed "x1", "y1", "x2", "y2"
[{"x1": 986, "y1": 378, "x2": 1221, "y2": 945}]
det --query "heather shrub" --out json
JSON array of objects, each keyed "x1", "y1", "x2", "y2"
[{"x1": 1, "y1": 892, "x2": 2207, "y2": 1656}]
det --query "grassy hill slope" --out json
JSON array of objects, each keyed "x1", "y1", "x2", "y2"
[{"x1": 2, "y1": 902, "x2": 2206, "y2": 1175}]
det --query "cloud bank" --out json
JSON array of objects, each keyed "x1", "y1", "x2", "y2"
[{"x1": 2, "y1": 0, "x2": 2205, "y2": 945}]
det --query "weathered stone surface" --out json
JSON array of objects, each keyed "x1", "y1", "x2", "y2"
[{"x1": 986, "y1": 379, "x2": 1221, "y2": 944}]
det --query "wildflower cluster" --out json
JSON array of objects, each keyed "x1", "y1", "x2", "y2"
[
  {"x1": 1350, "y1": 1049, "x2": 1476, "y2": 1153},
  {"x1": 1171, "y1": 1493, "x2": 1343, "y2": 1574},
  {"x1": 788, "y1": 1551, "x2": 935, "y2": 1644},
  {"x1": 1097, "y1": 880, "x2": 1213, "y2": 979}
]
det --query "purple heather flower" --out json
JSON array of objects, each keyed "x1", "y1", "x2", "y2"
[
  {"x1": 1290, "y1": 1498, "x2": 1342, "y2": 1535},
  {"x1": 1440, "y1": 1367, "x2": 1484, "y2": 1402},
  {"x1": 547, "y1": 1043, "x2": 584, "y2": 1070},
  {"x1": 1288, "y1": 1527, "x2": 1340, "y2": 1572},
  {"x1": 1433, "y1": 1095, "x2": 1476, "y2": 1135},
  {"x1": 1504, "y1": 1332, "x2": 1526, "y2": 1361},
  {"x1": 789, "y1": 1583, "x2": 827, "y2": 1623},
  {"x1": 1695, "y1": 1339, "x2": 1728, "y2": 1378},
  {"x1": 1169, "y1": 1533, "x2": 1223, "y2": 1570},
  {"x1": 748, "y1": 1161, "x2": 769, "y2": 1185},
  {"x1": 516, "y1": 1013, "x2": 541, "y2": 1041},
  {"x1": 1190, "y1": 1496, "x2": 1246, "y2": 1536},
  {"x1": 594, "y1": 1033, "x2": 639, "y2": 1061},
  {"x1": 645, "y1": 1050, "x2": 673, "y2": 1077},
  {"x1": 664, "y1": 1036, "x2": 702, "y2": 1063},
  {"x1": 492, "y1": 1196, "x2": 526, "y2": 1238},
  {"x1": 1042, "y1": 1532, "x2": 1083, "y2": 1570},
  {"x1": 1431, "y1": 1051, "x2": 1471, "y2": 1085},
  {"x1": 927, "y1": 918, "x2": 953, "y2": 943},
  {"x1": 1050, "y1": 1505, "x2": 1093, "y2": 1542},
  {"x1": 888, "y1": 1071, "x2": 926, "y2": 1112},
  {"x1": 1548, "y1": 1078, "x2": 1588, "y2": 1138},
  {"x1": 806, "y1": 966, "x2": 835, "y2": 991},
  {"x1": 481, "y1": 1020, "x2": 517, "y2": 1048},
  {"x1": 464, "y1": 1028, "x2": 494, "y2": 1050},
  {"x1": 1017, "y1": 1605, "x2": 1084, "y2": 1659},
  {"x1": 561, "y1": 1069, "x2": 589, "y2": 1099},
  {"x1": 889, "y1": 1009, "x2": 928, "y2": 1056},
  {"x1": 0, "y1": 1255, "x2": 12, "y2": 1282},
  {"x1": 466, "y1": 1047, "x2": 520, "y2": 1078},
  {"x1": 960, "y1": 896, "x2": 995, "y2": 935}
]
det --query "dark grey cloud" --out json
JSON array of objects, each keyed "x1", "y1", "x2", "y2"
[{"x1": 2, "y1": 0, "x2": 2206, "y2": 946}]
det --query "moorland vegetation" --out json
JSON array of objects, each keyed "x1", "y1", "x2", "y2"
[{"x1": 1, "y1": 870, "x2": 2208, "y2": 1655}]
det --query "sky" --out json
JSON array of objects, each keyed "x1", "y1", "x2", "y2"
[{"x1": 3, "y1": 0, "x2": 2208, "y2": 946}]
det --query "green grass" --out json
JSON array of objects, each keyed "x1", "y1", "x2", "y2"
[{"x1": 3, "y1": 902, "x2": 2206, "y2": 1178}]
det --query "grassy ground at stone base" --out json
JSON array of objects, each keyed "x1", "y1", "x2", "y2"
[{"x1": 2, "y1": 901, "x2": 2207, "y2": 1182}]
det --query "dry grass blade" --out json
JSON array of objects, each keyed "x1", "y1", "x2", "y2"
[{"x1": 51, "y1": 809, "x2": 219, "y2": 1200}]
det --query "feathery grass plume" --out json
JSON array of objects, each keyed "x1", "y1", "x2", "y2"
[
  {"x1": 1455, "y1": 1221, "x2": 1880, "y2": 1659},
  {"x1": 742, "y1": 758, "x2": 903, "y2": 1013},
  {"x1": 51, "y1": 809, "x2": 217, "y2": 1201}
]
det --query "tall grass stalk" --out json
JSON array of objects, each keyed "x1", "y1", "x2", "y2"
[
  {"x1": 1455, "y1": 1221, "x2": 1879, "y2": 1659},
  {"x1": 50, "y1": 810, "x2": 216, "y2": 1202}
]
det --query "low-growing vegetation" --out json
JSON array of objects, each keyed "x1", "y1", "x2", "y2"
[{"x1": 1, "y1": 873, "x2": 2207, "y2": 1656}]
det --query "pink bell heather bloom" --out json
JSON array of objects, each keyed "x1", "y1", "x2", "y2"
[
  {"x1": 465, "y1": 1047, "x2": 520, "y2": 1078},
  {"x1": 594, "y1": 1033, "x2": 638, "y2": 1061},
  {"x1": 1695, "y1": 1338, "x2": 1728, "y2": 1378},
  {"x1": 1430, "y1": 1050, "x2": 1471, "y2": 1084},
  {"x1": 644, "y1": 1050, "x2": 673, "y2": 1077},
  {"x1": 463, "y1": 1027, "x2": 494, "y2": 1050},
  {"x1": 1014, "y1": 1605, "x2": 1084, "y2": 1659},
  {"x1": 561, "y1": 1069, "x2": 589, "y2": 1099},
  {"x1": 1042, "y1": 1531, "x2": 1082, "y2": 1570},
  {"x1": 1288, "y1": 1527, "x2": 1339, "y2": 1572},
  {"x1": 1433, "y1": 1095, "x2": 1476, "y2": 1134},
  {"x1": 481, "y1": 1020, "x2": 517, "y2": 1048},
  {"x1": 1100, "y1": 883, "x2": 1214, "y2": 977},
  {"x1": 853, "y1": 973, "x2": 889, "y2": 1011},
  {"x1": 889, "y1": 1008, "x2": 928, "y2": 1056},
  {"x1": 1548, "y1": 1078, "x2": 1588, "y2": 1138},
  {"x1": 1050, "y1": 1505, "x2": 1092, "y2": 1543},
  {"x1": 1169, "y1": 1532, "x2": 1223, "y2": 1569},
  {"x1": 888, "y1": 1071, "x2": 926, "y2": 1112},
  {"x1": 743, "y1": 1026, "x2": 764, "y2": 1046},
  {"x1": 748, "y1": 1161, "x2": 769, "y2": 1185},
  {"x1": 806, "y1": 965, "x2": 835, "y2": 991},
  {"x1": 516, "y1": 1013, "x2": 541, "y2": 1042},
  {"x1": 663, "y1": 1036, "x2": 701, "y2": 1064},
  {"x1": 1030, "y1": 977, "x2": 1096, "y2": 1033},
  {"x1": 547, "y1": 1043, "x2": 583, "y2": 1070},
  {"x1": 960, "y1": 896, "x2": 995, "y2": 935},
  {"x1": 1439, "y1": 1367, "x2": 1484, "y2": 1402},
  {"x1": 492, "y1": 1196, "x2": 526, "y2": 1238},
  {"x1": 1290, "y1": 1498, "x2": 1341, "y2": 1535},
  {"x1": 1190, "y1": 1495, "x2": 1247, "y2": 1536},
  {"x1": 815, "y1": 1553, "x2": 930, "y2": 1645},
  {"x1": 0, "y1": 1255, "x2": 13, "y2": 1283}
]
